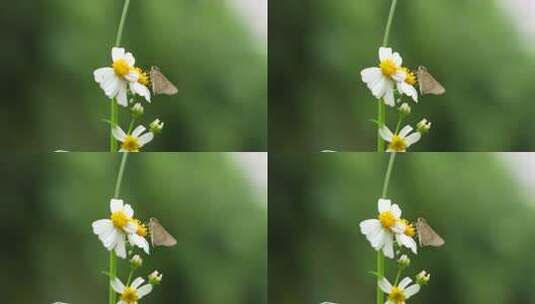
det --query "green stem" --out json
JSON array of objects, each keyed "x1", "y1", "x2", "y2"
[
  {"x1": 394, "y1": 266, "x2": 402, "y2": 286},
  {"x1": 376, "y1": 0, "x2": 398, "y2": 152},
  {"x1": 381, "y1": 152, "x2": 397, "y2": 198},
  {"x1": 394, "y1": 113, "x2": 403, "y2": 134},
  {"x1": 126, "y1": 268, "x2": 135, "y2": 286},
  {"x1": 109, "y1": 152, "x2": 129, "y2": 304},
  {"x1": 110, "y1": 0, "x2": 132, "y2": 152}
]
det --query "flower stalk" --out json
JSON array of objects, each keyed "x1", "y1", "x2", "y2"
[
  {"x1": 110, "y1": 0, "x2": 132, "y2": 152},
  {"x1": 110, "y1": 152, "x2": 129, "y2": 304}
]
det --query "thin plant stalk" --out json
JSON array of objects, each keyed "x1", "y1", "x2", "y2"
[
  {"x1": 110, "y1": 0, "x2": 132, "y2": 152},
  {"x1": 109, "y1": 152, "x2": 130, "y2": 304},
  {"x1": 376, "y1": 1, "x2": 399, "y2": 302},
  {"x1": 377, "y1": 152, "x2": 397, "y2": 304},
  {"x1": 377, "y1": 0, "x2": 399, "y2": 153}
]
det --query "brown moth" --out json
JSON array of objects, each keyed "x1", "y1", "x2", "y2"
[
  {"x1": 416, "y1": 66, "x2": 446, "y2": 96},
  {"x1": 149, "y1": 217, "x2": 177, "y2": 247},
  {"x1": 416, "y1": 217, "x2": 445, "y2": 247},
  {"x1": 150, "y1": 66, "x2": 179, "y2": 96}
]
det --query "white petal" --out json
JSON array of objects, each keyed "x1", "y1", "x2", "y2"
[
  {"x1": 392, "y1": 70, "x2": 406, "y2": 83},
  {"x1": 112, "y1": 126, "x2": 127, "y2": 142},
  {"x1": 124, "y1": 71, "x2": 139, "y2": 83},
  {"x1": 122, "y1": 203, "x2": 134, "y2": 217},
  {"x1": 112, "y1": 47, "x2": 125, "y2": 62},
  {"x1": 361, "y1": 67, "x2": 382, "y2": 83},
  {"x1": 102, "y1": 76, "x2": 120, "y2": 98},
  {"x1": 92, "y1": 219, "x2": 113, "y2": 235},
  {"x1": 378, "y1": 278, "x2": 393, "y2": 293},
  {"x1": 116, "y1": 84, "x2": 128, "y2": 107},
  {"x1": 115, "y1": 237, "x2": 127, "y2": 259},
  {"x1": 399, "y1": 277, "x2": 413, "y2": 289},
  {"x1": 405, "y1": 284, "x2": 420, "y2": 298},
  {"x1": 392, "y1": 52, "x2": 402, "y2": 66},
  {"x1": 399, "y1": 125, "x2": 413, "y2": 137},
  {"x1": 111, "y1": 277, "x2": 125, "y2": 293},
  {"x1": 390, "y1": 204, "x2": 401, "y2": 218},
  {"x1": 398, "y1": 82, "x2": 418, "y2": 102},
  {"x1": 137, "y1": 284, "x2": 153, "y2": 298},
  {"x1": 405, "y1": 133, "x2": 421, "y2": 146},
  {"x1": 383, "y1": 234, "x2": 394, "y2": 258},
  {"x1": 379, "y1": 47, "x2": 392, "y2": 61},
  {"x1": 94, "y1": 67, "x2": 114, "y2": 82},
  {"x1": 129, "y1": 82, "x2": 152, "y2": 102},
  {"x1": 131, "y1": 277, "x2": 145, "y2": 289},
  {"x1": 124, "y1": 222, "x2": 137, "y2": 234},
  {"x1": 138, "y1": 133, "x2": 154, "y2": 146},
  {"x1": 383, "y1": 82, "x2": 395, "y2": 106},
  {"x1": 397, "y1": 234, "x2": 418, "y2": 254},
  {"x1": 369, "y1": 228, "x2": 386, "y2": 250},
  {"x1": 132, "y1": 125, "x2": 146, "y2": 137},
  {"x1": 378, "y1": 199, "x2": 391, "y2": 212},
  {"x1": 370, "y1": 76, "x2": 387, "y2": 99},
  {"x1": 110, "y1": 199, "x2": 124, "y2": 213},
  {"x1": 129, "y1": 234, "x2": 150, "y2": 254},
  {"x1": 124, "y1": 52, "x2": 135, "y2": 66},
  {"x1": 102, "y1": 228, "x2": 119, "y2": 249},
  {"x1": 379, "y1": 125, "x2": 393, "y2": 143},
  {"x1": 360, "y1": 219, "x2": 381, "y2": 234}
]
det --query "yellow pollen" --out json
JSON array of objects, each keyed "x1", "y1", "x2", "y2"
[
  {"x1": 380, "y1": 59, "x2": 398, "y2": 77},
  {"x1": 112, "y1": 59, "x2": 132, "y2": 77},
  {"x1": 111, "y1": 211, "x2": 130, "y2": 229},
  {"x1": 401, "y1": 219, "x2": 416, "y2": 237},
  {"x1": 134, "y1": 219, "x2": 148, "y2": 237},
  {"x1": 402, "y1": 67, "x2": 417, "y2": 85},
  {"x1": 135, "y1": 67, "x2": 150, "y2": 86},
  {"x1": 379, "y1": 211, "x2": 396, "y2": 229},
  {"x1": 121, "y1": 135, "x2": 141, "y2": 152},
  {"x1": 389, "y1": 135, "x2": 407, "y2": 152},
  {"x1": 388, "y1": 287, "x2": 406, "y2": 304},
  {"x1": 120, "y1": 287, "x2": 139, "y2": 303}
]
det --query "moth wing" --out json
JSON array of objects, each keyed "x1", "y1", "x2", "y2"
[
  {"x1": 149, "y1": 218, "x2": 178, "y2": 247},
  {"x1": 416, "y1": 218, "x2": 445, "y2": 247},
  {"x1": 150, "y1": 66, "x2": 179, "y2": 96},
  {"x1": 417, "y1": 66, "x2": 446, "y2": 95}
]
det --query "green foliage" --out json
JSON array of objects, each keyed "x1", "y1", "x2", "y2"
[
  {"x1": 269, "y1": 0, "x2": 535, "y2": 151},
  {"x1": 269, "y1": 153, "x2": 535, "y2": 303},
  {"x1": 1, "y1": 0, "x2": 266, "y2": 151},
  {"x1": 0, "y1": 154, "x2": 266, "y2": 303}
]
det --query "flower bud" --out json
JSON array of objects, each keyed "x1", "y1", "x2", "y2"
[
  {"x1": 416, "y1": 270, "x2": 430, "y2": 285},
  {"x1": 130, "y1": 254, "x2": 143, "y2": 268},
  {"x1": 416, "y1": 118, "x2": 431, "y2": 134},
  {"x1": 148, "y1": 270, "x2": 163, "y2": 285},
  {"x1": 397, "y1": 254, "x2": 410, "y2": 268},
  {"x1": 398, "y1": 103, "x2": 411, "y2": 116},
  {"x1": 149, "y1": 119, "x2": 164, "y2": 133},
  {"x1": 131, "y1": 103, "x2": 144, "y2": 118}
]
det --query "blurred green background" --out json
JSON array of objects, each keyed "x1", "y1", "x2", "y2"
[
  {"x1": 269, "y1": 0, "x2": 535, "y2": 151},
  {"x1": 0, "y1": 153, "x2": 266, "y2": 303},
  {"x1": 269, "y1": 153, "x2": 535, "y2": 303},
  {"x1": 0, "y1": 0, "x2": 266, "y2": 151}
]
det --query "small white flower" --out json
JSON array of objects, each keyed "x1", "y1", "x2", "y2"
[
  {"x1": 416, "y1": 270, "x2": 431, "y2": 285},
  {"x1": 94, "y1": 47, "x2": 151, "y2": 107},
  {"x1": 379, "y1": 277, "x2": 420, "y2": 304},
  {"x1": 112, "y1": 125, "x2": 154, "y2": 152},
  {"x1": 360, "y1": 199, "x2": 405, "y2": 258},
  {"x1": 416, "y1": 118, "x2": 432, "y2": 134},
  {"x1": 361, "y1": 47, "x2": 406, "y2": 107},
  {"x1": 111, "y1": 277, "x2": 153, "y2": 304},
  {"x1": 92, "y1": 199, "x2": 137, "y2": 259},
  {"x1": 379, "y1": 125, "x2": 421, "y2": 152},
  {"x1": 149, "y1": 119, "x2": 164, "y2": 134}
]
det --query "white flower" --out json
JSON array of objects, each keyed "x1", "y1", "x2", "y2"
[
  {"x1": 379, "y1": 277, "x2": 420, "y2": 304},
  {"x1": 361, "y1": 47, "x2": 406, "y2": 107},
  {"x1": 112, "y1": 125, "x2": 154, "y2": 152},
  {"x1": 94, "y1": 47, "x2": 151, "y2": 107},
  {"x1": 111, "y1": 277, "x2": 153, "y2": 304},
  {"x1": 360, "y1": 199, "x2": 405, "y2": 258},
  {"x1": 379, "y1": 125, "x2": 421, "y2": 152},
  {"x1": 92, "y1": 199, "x2": 137, "y2": 259}
]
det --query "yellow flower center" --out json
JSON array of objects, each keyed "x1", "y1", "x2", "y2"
[
  {"x1": 389, "y1": 135, "x2": 407, "y2": 152},
  {"x1": 121, "y1": 135, "x2": 141, "y2": 152},
  {"x1": 120, "y1": 287, "x2": 139, "y2": 303},
  {"x1": 402, "y1": 67, "x2": 417, "y2": 85},
  {"x1": 388, "y1": 287, "x2": 406, "y2": 304},
  {"x1": 379, "y1": 211, "x2": 396, "y2": 229},
  {"x1": 134, "y1": 219, "x2": 148, "y2": 237},
  {"x1": 401, "y1": 219, "x2": 416, "y2": 237},
  {"x1": 113, "y1": 59, "x2": 132, "y2": 77},
  {"x1": 111, "y1": 211, "x2": 130, "y2": 229},
  {"x1": 135, "y1": 67, "x2": 150, "y2": 86},
  {"x1": 380, "y1": 59, "x2": 398, "y2": 77}
]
